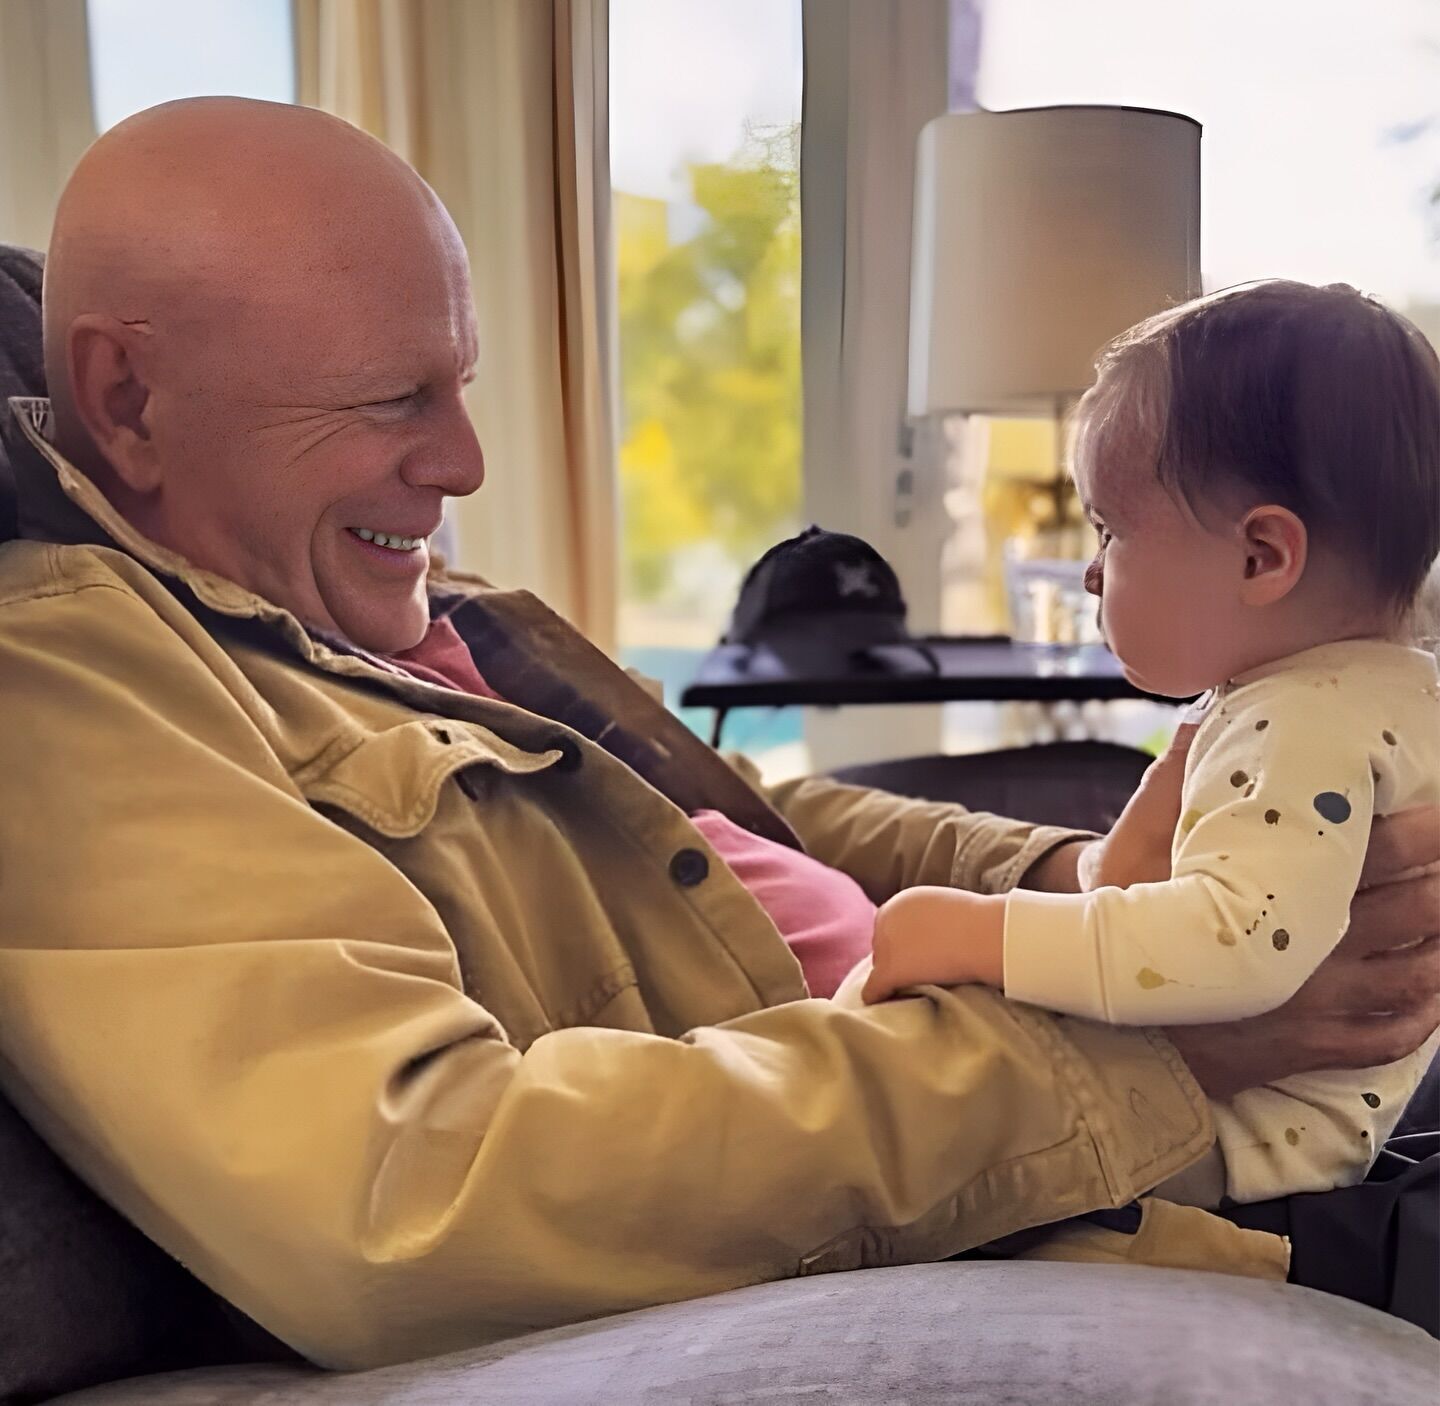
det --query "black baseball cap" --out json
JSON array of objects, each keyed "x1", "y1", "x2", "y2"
[{"x1": 724, "y1": 525, "x2": 911, "y2": 648}]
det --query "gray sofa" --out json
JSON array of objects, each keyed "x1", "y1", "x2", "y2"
[
  {"x1": 3, "y1": 242, "x2": 1437, "y2": 1404},
  {"x1": 45, "y1": 1265, "x2": 1440, "y2": 1406}
]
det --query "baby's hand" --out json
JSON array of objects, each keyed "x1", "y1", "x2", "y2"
[{"x1": 862, "y1": 887, "x2": 1006, "y2": 1004}]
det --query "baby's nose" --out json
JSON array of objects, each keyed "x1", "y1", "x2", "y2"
[{"x1": 1083, "y1": 558, "x2": 1104, "y2": 597}]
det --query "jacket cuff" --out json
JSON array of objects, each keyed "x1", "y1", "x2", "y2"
[
  {"x1": 967, "y1": 823, "x2": 1097, "y2": 897},
  {"x1": 1003, "y1": 889, "x2": 1109, "y2": 1021}
]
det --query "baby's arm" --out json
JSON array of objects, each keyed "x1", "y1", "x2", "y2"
[
  {"x1": 1002, "y1": 677, "x2": 1374, "y2": 1024},
  {"x1": 864, "y1": 675, "x2": 1377, "y2": 1025}
]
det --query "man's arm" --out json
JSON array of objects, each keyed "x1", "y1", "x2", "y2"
[
  {"x1": 0, "y1": 582, "x2": 1212, "y2": 1371},
  {"x1": 762, "y1": 770, "x2": 1093, "y2": 902},
  {"x1": 1018, "y1": 718, "x2": 1203, "y2": 896},
  {"x1": 790, "y1": 718, "x2": 1440, "y2": 1091},
  {"x1": 754, "y1": 715, "x2": 1203, "y2": 907},
  {"x1": 1019, "y1": 837, "x2": 1090, "y2": 893}
]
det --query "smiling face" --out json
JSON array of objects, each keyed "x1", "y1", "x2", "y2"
[
  {"x1": 45, "y1": 99, "x2": 487, "y2": 654},
  {"x1": 142, "y1": 214, "x2": 484, "y2": 653},
  {"x1": 1072, "y1": 375, "x2": 1253, "y2": 698}
]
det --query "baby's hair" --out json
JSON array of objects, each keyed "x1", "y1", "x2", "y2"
[{"x1": 1072, "y1": 280, "x2": 1440, "y2": 613}]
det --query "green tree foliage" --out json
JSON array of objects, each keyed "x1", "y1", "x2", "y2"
[{"x1": 616, "y1": 127, "x2": 802, "y2": 602}]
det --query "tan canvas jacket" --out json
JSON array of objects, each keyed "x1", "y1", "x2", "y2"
[{"x1": 0, "y1": 397, "x2": 1269, "y2": 1370}]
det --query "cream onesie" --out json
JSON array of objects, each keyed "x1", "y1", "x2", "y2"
[{"x1": 1003, "y1": 639, "x2": 1440, "y2": 1206}]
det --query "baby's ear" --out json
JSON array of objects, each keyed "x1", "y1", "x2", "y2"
[{"x1": 1238, "y1": 504, "x2": 1307, "y2": 606}]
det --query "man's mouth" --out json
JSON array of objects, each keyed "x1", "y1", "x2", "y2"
[{"x1": 347, "y1": 527, "x2": 427, "y2": 553}]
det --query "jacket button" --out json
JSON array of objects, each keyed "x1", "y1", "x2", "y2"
[
  {"x1": 548, "y1": 737, "x2": 583, "y2": 772},
  {"x1": 669, "y1": 848, "x2": 709, "y2": 887}
]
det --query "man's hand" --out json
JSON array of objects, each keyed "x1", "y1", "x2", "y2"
[
  {"x1": 1018, "y1": 720, "x2": 1202, "y2": 896},
  {"x1": 1078, "y1": 721, "x2": 1201, "y2": 891},
  {"x1": 862, "y1": 887, "x2": 1006, "y2": 1004},
  {"x1": 1168, "y1": 806, "x2": 1440, "y2": 1102}
]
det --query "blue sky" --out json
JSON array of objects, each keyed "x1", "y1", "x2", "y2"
[{"x1": 86, "y1": 0, "x2": 294, "y2": 130}]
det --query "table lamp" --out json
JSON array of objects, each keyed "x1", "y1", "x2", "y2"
[
  {"x1": 909, "y1": 104, "x2": 1201, "y2": 419},
  {"x1": 907, "y1": 105, "x2": 1201, "y2": 639}
]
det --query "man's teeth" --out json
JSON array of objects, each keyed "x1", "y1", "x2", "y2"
[{"x1": 353, "y1": 528, "x2": 424, "y2": 551}]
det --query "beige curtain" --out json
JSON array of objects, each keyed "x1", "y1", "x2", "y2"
[
  {"x1": 295, "y1": 0, "x2": 619, "y2": 653},
  {"x1": 0, "y1": 0, "x2": 96, "y2": 251}
]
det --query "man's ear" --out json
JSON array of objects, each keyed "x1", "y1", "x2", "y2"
[
  {"x1": 1237, "y1": 504, "x2": 1307, "y2": 606},
  {"x1": 66, "y1": 314, "x2": 162, "y2": 493}
]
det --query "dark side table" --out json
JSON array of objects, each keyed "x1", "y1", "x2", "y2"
[{"x1": 680, "y1": 636, "x2": 1184, "y2": 747}]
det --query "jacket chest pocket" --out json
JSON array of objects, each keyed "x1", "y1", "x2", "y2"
[
  {"x1": 296, "y1": 719, "x2": 564, "y2": 838},
  {"x1": 294, "y1": 718, "x2": 616, "y2": 1048}
]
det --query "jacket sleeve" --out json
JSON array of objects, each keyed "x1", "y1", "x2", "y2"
[
  {"x1": 1003, "y1": 676, "x2": 1374, "y2": 1024},
  {"x1": 746, "y1": 765, "x2": 1090, "y2": 902},
  {"x1": 0, "y1": 582, "x2": 1210, "y2": 1371}
]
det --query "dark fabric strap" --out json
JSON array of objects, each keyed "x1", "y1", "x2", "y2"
[{"x1": 1219, "y1": 1136, "x2": 1439, "y2": 1338}]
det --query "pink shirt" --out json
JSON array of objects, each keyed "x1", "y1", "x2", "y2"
[
  {"x1": 687, "y1": 809, "x2": 875, "y2": 998},
  {"x1": 388, "y1": 618, "x2": 875, "y2": 997}
]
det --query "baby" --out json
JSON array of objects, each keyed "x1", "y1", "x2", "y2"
[{"x1": 862, "y1": 280, "x2": 1440, "y2": 1208}]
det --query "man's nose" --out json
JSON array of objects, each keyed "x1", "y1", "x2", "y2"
[{"x1": 407, "y1": 401, "x2": 486, "y2": 498}]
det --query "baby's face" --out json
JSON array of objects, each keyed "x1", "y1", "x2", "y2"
[{"x1": 1075, "y1": 416, "x2": 1252, "y2": 699}]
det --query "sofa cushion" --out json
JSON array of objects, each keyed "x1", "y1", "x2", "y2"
[
  {"x1": 0, "y1": 242, "x2": 44, "y2": 542},
  {"x1": 47, "y1": 1262, "x2": 1440, "y2": 1406},
  {"x1": 0, "y1": 1090, "x2": 297, "y2": 1406}
]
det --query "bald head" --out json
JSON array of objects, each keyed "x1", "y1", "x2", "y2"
[
  {"x1": 44, "y1": 98, "x2": 484, "y2": 652},
  {"x1": 46, "y1": 98, "x2": 443, "y2": 418}
]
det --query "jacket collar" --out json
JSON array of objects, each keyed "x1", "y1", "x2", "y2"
[
  {"x1": 2, "y1": 394, "x2": 455, "y2": 684},
  {"x1": 2, "y1": 397, "x2": 802, "y2": 848},
  {"x1": 6, "y1": 395, "x2": 309, "y2": 615}
]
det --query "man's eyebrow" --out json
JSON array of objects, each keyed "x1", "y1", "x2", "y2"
[
  {"x1": 307, "y1": 365, "x2": 404, "y2": 391},
  {"x1": 305, "y1": 353, "x2": 476, "y2": 397}
]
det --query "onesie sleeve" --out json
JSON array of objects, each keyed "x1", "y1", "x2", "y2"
[{"x1": 1003, "y1": 674, "x2": 1375, "y2": 1024}]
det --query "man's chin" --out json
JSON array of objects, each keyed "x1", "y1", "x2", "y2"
[{"x1": 326, "y1": 591, "x2": 430, "y2": 656}]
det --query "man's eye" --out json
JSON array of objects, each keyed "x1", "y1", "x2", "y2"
[{"x1": 371, "y1": 391, "x2": 419, "y2": 411}]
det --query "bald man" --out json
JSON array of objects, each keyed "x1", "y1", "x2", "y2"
[{"x1": 1, "y1": 99, "x2": 1437, "y2": 1371}]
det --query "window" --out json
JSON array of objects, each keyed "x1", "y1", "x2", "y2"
[
  {"x1": 86, "y1": 0, "x2": 294, "y2": 133},
  {"x1": 977, "y1": 0, "x2": 1438, "y2": 328},
  {"x1": 938, "y1": 0, "x2": 1439, "y2": 754},
  {"x1": 610, "y1": 0, "x2": 804, "y2": 767}
]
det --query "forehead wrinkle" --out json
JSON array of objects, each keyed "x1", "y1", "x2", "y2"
[{"x1": 236, "y1": 308, "x2": 468, "y2": 400}]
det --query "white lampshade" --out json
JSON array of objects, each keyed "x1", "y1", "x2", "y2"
[{"x1": 908, "y1": 106, "x2": 1201, "y2": 417}]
